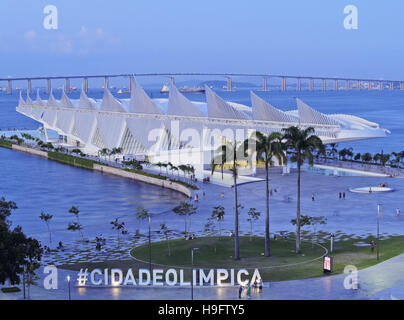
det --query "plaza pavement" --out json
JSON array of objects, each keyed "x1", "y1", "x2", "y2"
[
  {"x1": 2, "y1": 165, "x2": 404, "y2": 300},
  {"x1": 1, "y1": 251, "x2": 404, "y2": 300}
]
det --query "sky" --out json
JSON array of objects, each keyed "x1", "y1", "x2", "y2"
[{"x1": 0, "y1": 0, "x2": 403, "y2": 80}]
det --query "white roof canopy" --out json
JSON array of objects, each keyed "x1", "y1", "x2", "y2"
[
  {"x1": 296, "y1": 98, "x2": 338, "y2": 125},
  {"x1": 205, "y1": 86, "x2": 249, "y2": 120},
  {"x1": 129, "y1": 78, "x2": 163, "y2": 114},
  {"x1": 251, "y1": 92, "x2": 295, "y2": 122}
]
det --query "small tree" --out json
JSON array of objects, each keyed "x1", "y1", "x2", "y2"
[
  {"x1": 23, "y1": 239, "x2": 42, "y2": 299},
  {"x1": 160, "y1": 223, "x2": 171, "y2": 256},
  {"x1": 247, "y1": 208, "x2": 261, "y2": 241},
  {"x1": 155, "y1": 162, "x2": 163, "y2": 175},
  {"x1": 309, "y1": 216, "x2": 327, "y2": 246},
  {"x1": 39, "y1": 212, "x2": 53, "y2": 247},
  {"x1": 211, "y1": 205, "x2": 225, "y2": 237},
  {"x1": 173, "y1": 201, "x2": 198, "y2": 237},
  {"x1": 291, "y1": 215, "x2": 327, "y2": 247},
  {"x1": 68, "y1": 206, "x2": 83, "y2": 239},
  {"x1": 135, "y1": 206, "x2": 149, "y2": 235},
  {"x1": 110, "y1": 218, "x2": 126, "y2": 245},
  {"x1": 67, "y1": 222, "x2": 83, "y2": 241},
  {"x1": 204, "y1": 219, "x2": 217, "y2": 253}
]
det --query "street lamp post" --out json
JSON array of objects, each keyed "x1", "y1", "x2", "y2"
[
  {"x1": 377, "y1": 204, "x2": 380, "y2": 261},
  {"x1": 191, "y1": 248, "x2": 199, "y2": 300},
  {"x1": 23, "y1": 266, "x2": 26, "y2": 300},
  {"x1": 67, "y1": 275, "x2": 71, "y2": 300},
  {"x1": 148, "y1": 215, "x2": 152, "y2": 273},
  {"x1": 330, "y1": 233, "x2": 335, "y2": 253}
]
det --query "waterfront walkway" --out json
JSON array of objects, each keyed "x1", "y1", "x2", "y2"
[{"x1": 2, "y1": 252, "x2": 404, "y2": 300}]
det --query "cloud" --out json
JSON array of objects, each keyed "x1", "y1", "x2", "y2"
[
  {"x1": 21, "y1": 26, "x2": 121, "y2": 56},
  {"x1": 49, "y1": 35, "x2": 73, "y2": 54},
  {"x1": 24, "y1": 30, "x2": 37, "y2": 41}
]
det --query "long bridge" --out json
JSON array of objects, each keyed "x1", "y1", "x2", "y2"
[{"x1": 1, "y1": 72, "x2": 403, "y2": 94}]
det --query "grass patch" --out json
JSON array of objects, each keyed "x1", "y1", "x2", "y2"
[
  {"x1": 48, "y1": 151, "x2": 94, "y2": 169},
  {"x1": 60, "y1": 234, "x2": 404, "y2": 282},
  {"x1": 0, "y1": 139, "x2": 12, "y2": 149},
  {"x1": 1, "y1": 287, "x2": 21, "y2": 293}
]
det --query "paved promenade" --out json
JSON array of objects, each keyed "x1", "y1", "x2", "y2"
[{"x1": 1, "y1": 252, "x2": 404, "y2": 300}]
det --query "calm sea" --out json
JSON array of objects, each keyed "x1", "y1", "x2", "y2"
[{"x1": 0, "y1": 88, "x2": 402, "y2": 240}]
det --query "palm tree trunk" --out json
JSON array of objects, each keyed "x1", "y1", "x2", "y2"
[
  {"x1": 296, "y1": 152, "x2": 301, "y2": 254},
  {"x1": 265, "y1": 160, "x2": 270, "y2": 256},
  {"x1": 233, "y1": 164, "x2": 240, "y2": 260},
  {"x1": 47, "y1": 223, "x2": 52, "y2": 247}
]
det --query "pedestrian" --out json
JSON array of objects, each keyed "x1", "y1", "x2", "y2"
[
  {"x1": 238, "y1": 285, "x2": 243, "y2": 299},
  {"x1": 396, "y1": 208, "x2": 400, "y2": 217},
  {"x1": 339, "y1": 192, "x2": 342, "y2": 199},
  {"x1": 370, "y1": 240, "x2": 375, "y2": 252},
  {"x1": 312, "y1": 193, "x2": 315, "y2": 201},
  {"x1": 247, "y1": 283, "x2": 252, "y2": 298},
  {"x1": 343, "y1": 192, "x2": 346, "y2": 200},
  {"x1": 270, "y1": 189, "x2": 273, "y2": 196}
]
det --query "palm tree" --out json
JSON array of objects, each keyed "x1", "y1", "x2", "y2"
[
  {"x1": 39, "y1": 212, "x2": 53, "y2": 247},
  {"x1": 161, "y1": 163, "x2": 168, "y2": 176},
  {"x1": 210, "y1": 150, "x2": 226, "y2": 180},
  {"x1": 160, "y1": 223, "x2": 171, "y2": 256},
  {"x1": 246, "y1": 131, "x2": 286, "y2": 256},
  {"x1": 68, "y1": 206, "x2": 83, "y2": 239},
  {"x1": 155, "y1": 162, "x2": 163, "y2": 175},
  {"x1": 211, "y1": 206, "x2": 225, "y2": 237},
  {"x1": 67, "y1": 222, "x2": 83, "y2": 240},
  {"x1": 168, "y1": 162, "x2": 174, "y2": 176},
  {"x1": 172, "y1": 201, "x2": 197, "y2": 237},
  {"x1": 110, "y1": 218, "x2": 125, "y2": 245},
  {"x1": 135, "y1": 206, "x2": 149, "y2": 235},
  {"x1": 213, "y1": 141, "x2": 243, "y2": 260},
  {"x1": 247, "y1": 208, "x2": 261, "y2": 241},
  {"x1": 178, "y1": 164, "x2": 188, "y2": 180},
  {"x1": 282, "y1": 126, "x2": 324, "y2": 254},
  {"x1": 327, "y1": 143, "x2": 338, "y2": 161}
]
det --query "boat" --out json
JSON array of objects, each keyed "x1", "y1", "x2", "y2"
[
  {"x1": 160, "y1": 84, "x2": 205, "y2": 94},
  {"x1": 117, "y1": 88, "x2": 130, "y2": 94}
]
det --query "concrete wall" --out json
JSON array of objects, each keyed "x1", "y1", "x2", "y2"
[
  {"x1": 9, "y1": 144, "x2": 192, "y2": 198},
  {"x1": 12, "y1": 144, "x2": 48, "y2": 158},
  {"x1": 93, "y1": 164, "x2": 192, "y2": 198}
]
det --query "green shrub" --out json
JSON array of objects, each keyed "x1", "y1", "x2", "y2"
[
  {"x1": 0, "y1": 139, "x2": 12, "y2": 149},
  {"x1": 47, "y1": 151, "x2": 94, "y2": 169},
  {"x1": 1, "y1": 287, "x2": 21, "y2": 293}
]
